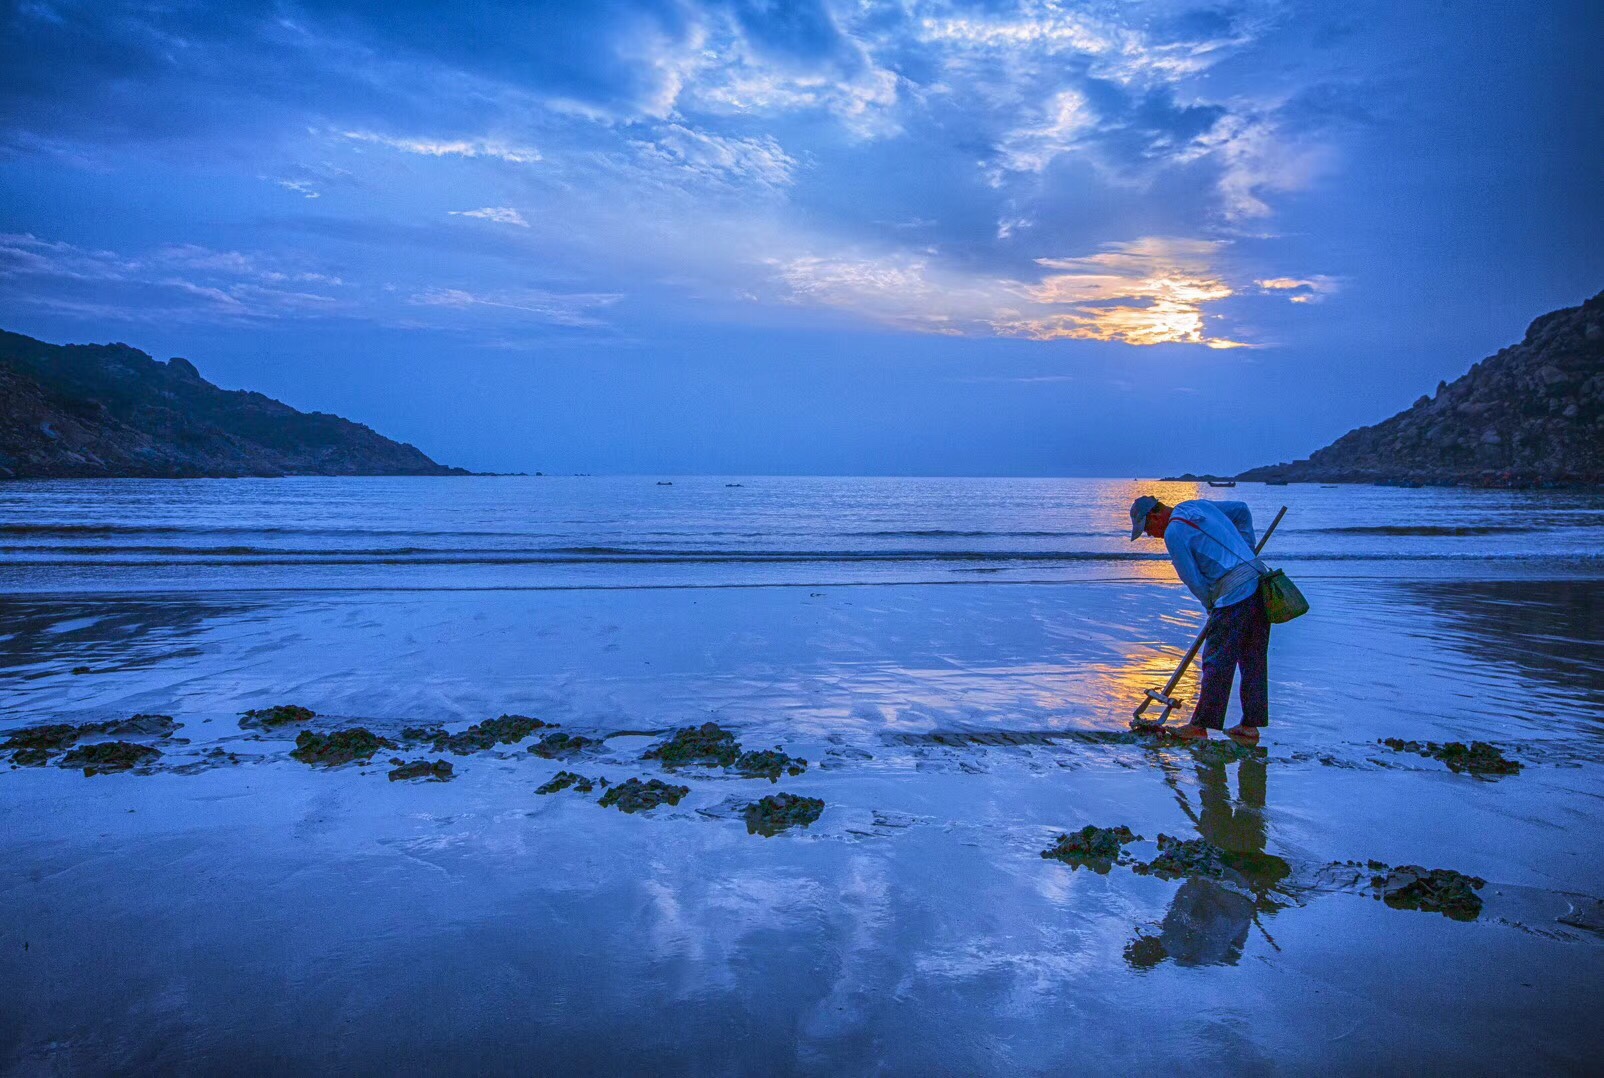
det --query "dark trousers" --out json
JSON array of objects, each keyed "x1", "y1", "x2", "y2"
[{"x1": 1190, "y1": 593, "x2": 1270, "y2": 729}]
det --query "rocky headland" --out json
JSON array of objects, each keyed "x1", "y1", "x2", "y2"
[
  {"x1": 0, "y1": 327, "x2": 466, "y2": 478},
  {"x1": 1240, "y1": 289, "x2": 1603, "y2": 487}
]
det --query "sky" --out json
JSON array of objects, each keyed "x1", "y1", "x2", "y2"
[{"x1": 1, "y1": 0, "x2": 1601, "y2": 476}]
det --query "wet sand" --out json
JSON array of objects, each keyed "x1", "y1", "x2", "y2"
[{"x1": 3, "y1": 569, "x2": 1602, "y2": 1074}]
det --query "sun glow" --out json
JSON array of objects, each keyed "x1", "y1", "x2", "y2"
[
  {"x1": 1001, "y1": 239, "x2": 1247, "y2": 347},
  {"x1": 771, "y1": 236, "x2": 1256, "y2": 348}
]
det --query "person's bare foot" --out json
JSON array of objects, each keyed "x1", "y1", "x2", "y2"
[
  {"x1": 1225, "y1": 725, "x2": 1260, "y2": 745},
  {"x1": 1167, "y1": 724, "x2": 1209, "y2": 741}
]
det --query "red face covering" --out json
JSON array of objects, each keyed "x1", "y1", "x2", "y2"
[{"x1": 1146, "y1": 506, "x2": 1172, "y2": 537}]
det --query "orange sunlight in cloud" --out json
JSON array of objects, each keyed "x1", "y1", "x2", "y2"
[
  {"x1": 773, "y1": 236, "x2": 1258, "y2": 348},
  {"x1": 999, "y1": 238, "x2": 1247, "y2": 347}
]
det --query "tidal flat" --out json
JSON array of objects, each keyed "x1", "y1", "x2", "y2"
[{"x1": 1, "y1": 477, "x2": 1602, "y2": 1073}]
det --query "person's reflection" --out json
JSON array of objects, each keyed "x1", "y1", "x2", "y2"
[{"x1": 1127, "y1": 753, "x2": 1290, "y2": 969}]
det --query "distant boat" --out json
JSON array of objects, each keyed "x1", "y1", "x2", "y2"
[
  {"x1": 656, "y1": 481, "x2": 673, "y2": 486},
  {"x1": 725, "y1": 483, "x2": 743, "y2": 487},
  {"x1": 1207, "y1": 480, "x2": 1237, "y2": 488}
]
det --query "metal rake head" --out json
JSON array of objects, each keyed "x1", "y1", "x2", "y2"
[{"x1": 1130, "y1": 687, "x2": 1183, "y2": 729}]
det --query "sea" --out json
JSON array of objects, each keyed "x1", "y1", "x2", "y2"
[
  {"x1": 3, "y1": 474, "x2": 1602, "y2": 592},
  {"x1": 2, "y1": 476, "x2": 1602, "y2": 1073}
]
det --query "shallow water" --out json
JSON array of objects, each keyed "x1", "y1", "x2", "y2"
[
  {"x1": 2, "y1": 478, "x2": 1602, "y2": 1074},
  {"x1": 3, "y1": 475, "x2": 1601, "y2": 591}
]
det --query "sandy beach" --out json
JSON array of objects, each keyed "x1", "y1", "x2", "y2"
[{"x1": 3, "y1": 476, "x2": 1602, "y2": 1073}]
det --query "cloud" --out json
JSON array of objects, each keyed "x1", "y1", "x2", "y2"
[
  {"x1": 1002, "y1": 238, "x2": 1246, "y2": 348},
  {"x1": 903, "y1": 2, "x2": 1316, "y2": 222},
  {"x1": 943, "y1": 17, "x2": 1352, "y2": 243},
  {"x1": 686, "y1": 56, "x2": 901, "y2": 138},
  {"x1": 951, "y1": 373, "x2": 1077, "y2": 384},
  {"x1": 0, "y1": 232, "x2": 350, "y2": 324},
  {"x1": 2, "y1": 228, "x2": 630, "y2": 337},
  {"x1": 0, "y1": 232, "x2": 138, "y2": 282},
  {"x1": 0, "y1": 0, "x2": 1365, "y2": 353},
  {"x1": 0, "y1": 0, "x2": 1337, "y2": 239},
  {"x1": 408, "y1": 286, "x2": 623, "y2": 328},
  {"x1": 768, "y1": 235, "x2": 1249, "y2": 348},
  {"x1": 683, "y1": 0, "x2": 902, "y2": 136},
  {"x1": 340, "y1": 130, "x2": 541, "y2": 164},
  {"x1": 915, "y1": 11, "x2": 1121, "y2": 59},
  {"x1": 992, "y1": 89, "x2": 1094, "y2": 176},
  {"x1": 628, "y1": 124, "x2": 797, "y2": 191},
  {"x1": 1256, "y1": 274, "x2": 1341, "y2": 302},
  {"x1": 913, "y1": 2, "x2": 1266, "y2": 89},
  {"x1": 1200, "y1": 111, "x2": 1334, "y2": 220},
  {"x1": 767, "y1": 251, "x2": 974, "y2": 336},
  {"x1": 449, "y1": 207, "x2": 530, "y2": 228},
  {"x1": 264, "y1": 162, "x2": 358, "y2": 200},
  {"x1": 997, "y1": 305, "x2": 1247, "y2": 348}
]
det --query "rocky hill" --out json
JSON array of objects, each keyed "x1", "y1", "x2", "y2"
[
  {"x1": 1241, "y1": 290, "x2": 1603, "y2": 486},
  {"x1": 0, "y1": 328, "x2": 467, "y2": 479}
]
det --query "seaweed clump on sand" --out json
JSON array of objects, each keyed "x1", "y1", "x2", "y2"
[
  {"x1": 529, "y1": 732, "x2": 602, "y2": 759},
  {"x1": 5, "y1": 717, "x2": 179, "y2": 768},
  {"x1": 1132, "y1": 834, "x2": 1234, "y2": 880},
  {"x1": 536, "y1": 770, "x2": 597, "y2": 795},
  {"x1": 644, "y1": 722, "x2": 740, "y2": 769},
  {"x1": 4, "y1": 724, "x2": 81, "y2": 766},
  {"x1": 1132, "y1": 727, "x2": 1264, "y2": 762},
  {"x1": 291, "y1": 728, "x2": 396, "y2": 767},
  {"x1": 99, "y1": 714, "x2": 179, "y2": 737},
  {"x1": 1188, "y1": 738, "x2": 1265, "y2": 765},
  {"x1": 433, "y1": 714, "x2": 553, "y2": 754},
  {"x1": 598, "y1": 777, "x2": 689, "y2": 814},
  {"x1": 3, "y1": 724, "x2": 82, "y2": 754},
  {"x1": 744, "y1": 793, "x2": 825, "y2": 836},
  {"x1": 1379, "y1": 738, "x2": 1521, "y2": 777},
  {"x1": 1371, "y1": 864, "x2": 1486, "y2": 921},
  {"x1": 1132, "y1": 834, "x2": 1291, "y2": 893},
  {"x1": 1040, "y1": 825, "x2": 1142, "y2": 873},
  {"x1": 240, "y1": 704, "x2": 315, "y2": 729},
  {"x1": 59, "y1": 741, "x2": 160, "y2": 775},
  {"x1": 733, "y1": 748, "x2": 808, "y2": 782},
  {"x1": 387, "y1": 759, "x2": 453, "y2": 782}
]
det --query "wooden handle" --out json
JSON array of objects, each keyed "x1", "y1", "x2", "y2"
[{"x1": 1255, "y1": 505, "x2": 1288, "y2": 555}]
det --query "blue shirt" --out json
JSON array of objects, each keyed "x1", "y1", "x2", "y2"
[{"x1": 1162, "y1": 500, "x2": 1262, "y2": 610}]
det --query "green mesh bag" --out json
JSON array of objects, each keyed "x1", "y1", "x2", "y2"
[{"x1": 1259, "y1": 569, "x2": 1309, "y2": 624}]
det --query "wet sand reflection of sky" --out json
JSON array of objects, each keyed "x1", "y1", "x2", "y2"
[{"x1": 2, "y1": 571, "x2": 1603, "y2": 1071}]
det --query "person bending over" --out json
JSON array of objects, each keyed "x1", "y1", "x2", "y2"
[{"x1": 1129, "y1": 495, "x2": 1269, "y2": 744}]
